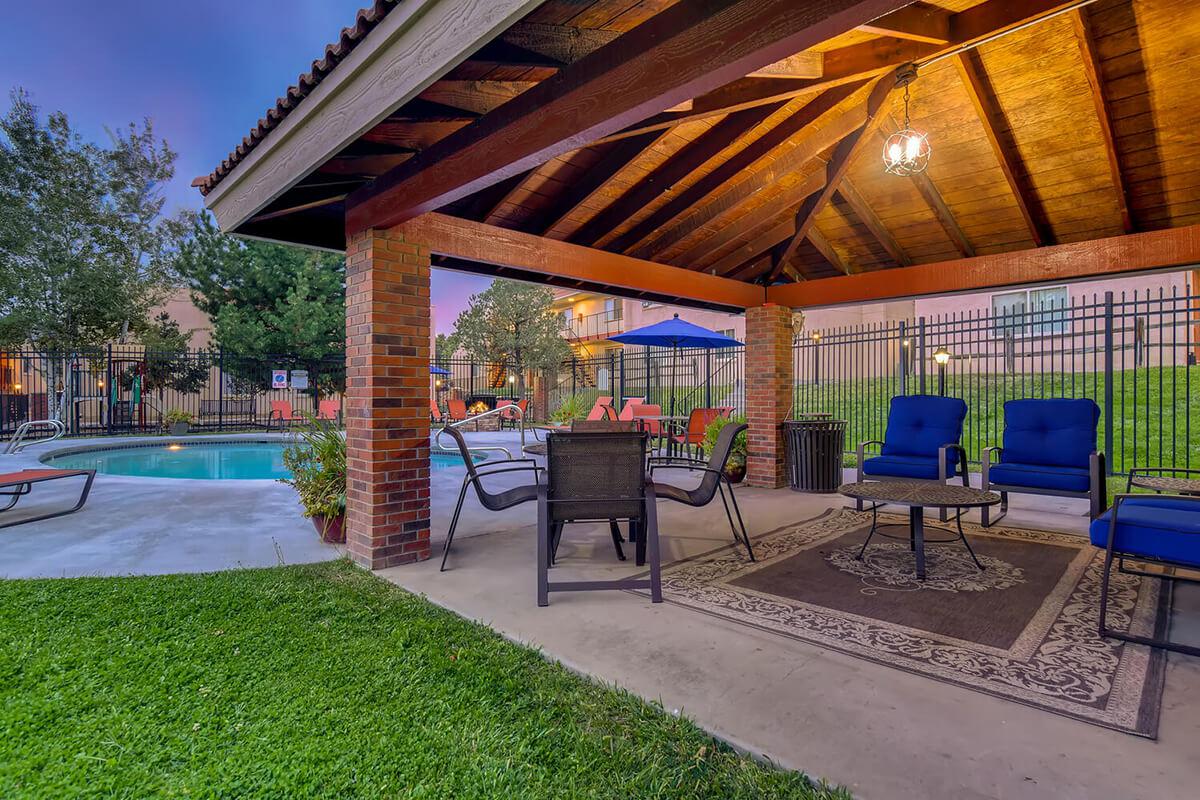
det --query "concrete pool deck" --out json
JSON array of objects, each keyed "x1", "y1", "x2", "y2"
[{"x1": 0, "y1": 433, "x2": 340, "y2": 578}]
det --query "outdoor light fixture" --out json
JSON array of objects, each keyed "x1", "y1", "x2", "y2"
[
  {"x1": 883, "y1": 64, "x2": 930, "y2": 176},
  {"x1": 435, "y1": 379, "x2": 442, "y2": 389},
  {"x1": 811, "y1": 332, "x2": 821, "y2": 343},
  {"x1": 932, "y1": 346, "x2": 951, "y2": 366},
  {"x1": 12, "y1": 382, "x2": 20, "y2": 391}
]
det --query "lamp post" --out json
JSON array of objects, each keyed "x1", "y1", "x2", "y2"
[
  {"x1": 932, "y1": 346, "x2": 951, "y2": 396},
  {"x1": 508, "y1": 373, "x2": 516, "y2": 400},
  {"x1": 811, "y1": 332, "x2": 821, "y2": 387}
]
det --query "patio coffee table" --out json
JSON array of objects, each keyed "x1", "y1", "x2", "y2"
[
  {"x1": 838, "y1": 481, "x2": 1001, "y2": 580},
  {"x1": 1126, "y1": 468, "x2": 1200, "y2": 496}
]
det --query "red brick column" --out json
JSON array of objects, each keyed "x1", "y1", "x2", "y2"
[
  {"x1": 344, "y1": 228, "x2": 431, "y2": 569},
  {"x1": 745, "y1": 303, "x2": 794, "y2": 489}
]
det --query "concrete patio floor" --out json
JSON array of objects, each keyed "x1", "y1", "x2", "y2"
[
  {"x1": 0, "y1": 433, "x2": 339, "y2": 578},
  {"x1": 392, "y1": 430, "x2": 1200, "y2": 800}
]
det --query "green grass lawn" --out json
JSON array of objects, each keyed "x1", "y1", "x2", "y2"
[{"x1": 0, "y1": 561, "x2": 843, "y2": 799}]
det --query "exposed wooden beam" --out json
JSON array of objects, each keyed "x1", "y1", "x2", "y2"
[
  {"x1": 766, "y1": 225, "x2": 1200, "y2": 308},
  {"x1": 480, "y1": 169, "x2": 538, "y2": 225},
  {"x1": 401, "y1": 213, "x2": 765, "y2": 310},
  {"x1": 418, "y1": 80, "x2": 537, "y2": 116},
  {"x1": 676, "y1": 165, "x2": 826, "y2": 268},
  {"x1": 748, "y1": 52, "x2": 824, "y2": 79},
  {"x1": 807, "y1": 226, "x2": 849, "y2": 274},
  {"x1": 569, "y1": 103, "x2": 785, "y2": 247},
  {"x1": 627, "y1": 83, "x2": 866, "y2": 259},
  {"x1": 836, "y1": 176, "x2": 910, "y2": 266},
  {"x1": 344, "y1": 0, "x2": 914, "y2": 234},
  {"x1": 527, "y1": 130, "x2": 671, "y2": 235},
  {"x1": 1070, "y1": 7, "x2": 1133, "y2": 234},
  {"x1": 952, "y1": 51, "x2": 1051, "y2": 246},
  {"x1": 877, "y1": 117, "x2": 974, "y2": 258},
  {"x1": 464, "y1": 39, "x2": 566, "y2": 70},
  {"x1": 249, "y1": 194, "x2": 347, "y2": 223},
  {"x1": 770, "y1": 70, "x2": 897, "y2": 279},
  {"x1": 711, "y1": 218, "x2": 795, "y2": 277},
  {"x1": 456, "y1": 170, "x2": 534, "y2": 223},
  {"x1": 857, "y1": 3, "x2": 950, "y2": 44},
  {"x1": 385, "y1": 98, "x2": 482, "y2": 123},
  {"x1": 499, "y1": 22, "x2": 621, "y2": 66}
]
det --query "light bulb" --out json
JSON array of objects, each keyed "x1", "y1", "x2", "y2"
[
  {"x1": 888, "y1": 142, "x2": 902, "y2": 163},
  {"x1": 905, "y1": 134, "x2": 921, "y2": 160}
]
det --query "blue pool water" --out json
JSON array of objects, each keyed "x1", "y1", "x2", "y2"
[{"x1": 44, "y1": 442, "x2": 478, "y2": 480}]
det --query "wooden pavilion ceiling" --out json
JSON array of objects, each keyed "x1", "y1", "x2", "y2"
[{"x1": 235, "y1": 0, "x2": 1200, "y2": 288}]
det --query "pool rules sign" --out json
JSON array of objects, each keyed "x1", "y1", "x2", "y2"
[
  {"x1": 290, "y1": 371, "x2": 309, "y2": 390},
  {"x1": 271, "y1": 370, "x2": 288, "y2": 390}
]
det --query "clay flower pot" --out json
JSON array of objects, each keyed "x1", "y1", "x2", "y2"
[
  {"x1": 724, "y1": 456, "x2": 747, "y2": 484},
  {"x1": 311, "y1": 513, "x2": 346, "y2": 543}
]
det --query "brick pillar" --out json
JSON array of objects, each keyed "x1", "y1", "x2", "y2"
[
  {"x1": 344, "y1": 228, "x2": 431, "y2": 569},
  {"x1": 745, "y1": 303, "x2": 793, "y2": 489}
]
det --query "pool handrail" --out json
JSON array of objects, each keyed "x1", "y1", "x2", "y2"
[
  {"x1": 433, "y1": 402, "x2": 541, "y2": 460},
  {"x1": 3, "y1": 419, "x2": 67, "y2": 455}
]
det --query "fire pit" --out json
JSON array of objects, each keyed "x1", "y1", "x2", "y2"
[{"x1": 458, "y1": 394, "x2": 500, "y2": 432}]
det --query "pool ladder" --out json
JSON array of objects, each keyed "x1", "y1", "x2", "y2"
[{"x1": 3, "y1": 419, "x2": 67, "y2": 455}]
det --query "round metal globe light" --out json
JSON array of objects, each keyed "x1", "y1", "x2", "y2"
[{"x1": 883, "y1": 129, "x2": 931, "y2": 176}]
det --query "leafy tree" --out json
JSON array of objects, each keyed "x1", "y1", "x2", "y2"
[
  {"x1": 135, "y1": 311, "x2": 209, "y2": 397},
  {"x1": 448, "y1": 280, "x2": 570, "y2": 391},
  {"x1": 173, "y1": 214, "x2": 345, "y2": 397},
  {"x1": 435, "y1": 333, "x2": 455, "y2": 364},
  {"x1": 0, "y1": 89, "x2": 184, "y2": 418}
]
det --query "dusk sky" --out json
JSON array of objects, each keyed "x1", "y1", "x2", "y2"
[{"x1": 0, "y1": 0, "x2": 493, "y2": 333}]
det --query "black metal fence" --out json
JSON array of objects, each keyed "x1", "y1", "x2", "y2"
[
  {"x1": 0, "y1": 346, "x2": 344, "y2": 439},
  {"x1": 794, "y1": 288, "x2": 1200, "y2": 475}
]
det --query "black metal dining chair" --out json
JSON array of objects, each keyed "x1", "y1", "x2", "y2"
[
  {"x1": 649, "y1": 422, "x2": 755, "y2": 561},
  {"x1": 439, "y1": 425, "x2": 542, "y2": 572},
  {"x1": 538, "y1": 430, "x2": 662, "y2": 606}
]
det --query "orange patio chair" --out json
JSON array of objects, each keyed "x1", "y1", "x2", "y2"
[
  {"x1": 430, "y1": 398, "x2": 445, "y2": 424},
  {"x1": 630, "y1": 403, "x2": 663, "y2": 436},
  {"x1": 447, "y1": 398, "x2": 468, "y2": 422},
  {"x1": 672, "y1": 407, "x2": 724, "y2": 457},
  {"x1": 618, "y1": 397, "x2": 646, "y2": 421},
  {"x1": 586, "y1": 396, "x2": 614, "y2": 421},
  {"x1": 269, "y1": 400, "x2": 303, "y2": 429},
  {"x1": 317, "y1": 399, "x2": 341, "y2": 421}
]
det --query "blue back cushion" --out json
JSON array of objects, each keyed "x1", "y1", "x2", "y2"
[
  {"x1": 882, "y1": 395, "x2": 967, "y2": 459},
  {"x1": 1003, "y1": 399, "x2": 1099, "y2": 468}
]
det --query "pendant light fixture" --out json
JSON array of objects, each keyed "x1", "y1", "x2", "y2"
[{"x1": 882, "y1": 64, "x2": 930, "y2": 176}]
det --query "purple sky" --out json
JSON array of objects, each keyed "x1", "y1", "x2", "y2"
[{"x1": 0, "y1": 0, "x2": 490, "y2": 333}]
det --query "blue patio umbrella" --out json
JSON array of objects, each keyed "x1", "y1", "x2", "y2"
[
  {"x1": 609, "y1": 314, "x2": 740, "y2": 417},
  {"x1": 430, "y1": 365, "x2": 451, "y2": 375}
]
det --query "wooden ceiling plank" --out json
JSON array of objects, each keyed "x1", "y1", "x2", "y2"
[
  {"x1": 345, "y1": 0, "x2": 916, "y2": 234},
  {"x1": 952, "y1": 51, "x2": 1052, "y2": 247},
  {"x1": 419, "y1": 80, "x2": 538, "y2": 116},
  {"x1": 499, "y1": 22, "x2": 621, "y2": 65},
  {"x1": 806, "y1": 226, "x2": 850, "y2": 274},
  {"x1": 530, "y1": 129, "x2": 671, "y2": 234},
  {"x1": 767, "y1": 224, "x2": 1200, "y2": 308},
  {"x1": 836, "y1": 176, "x2": 910, "y2": 266},
  {"x1": 748, "y1": 52, "x2": 825, "y2": 79},
  {"x1": 1071, "y1": 7, "x2": 1134, "y2": 234},
  {"x1": 570, "y1": 102, "x2": 786, "y2": 247},
  {"x1": 459, "y1": 170, "x2": 535, "y2": 222},
  {"x1": 770, "y1": 70, "x2": 897, "y2": 279},
  {"x1": 627, "y1": 83, "x2": 866, "y2": 258},
  {"x1": 711, "y1": 219, "x2": 795, "y2": 276},
  {"x1": 856, "y1": 3, "x2": 951, "y2": 44},
  {"x1": 401, "y1": 212, "x2": 765, "y2": 310}
]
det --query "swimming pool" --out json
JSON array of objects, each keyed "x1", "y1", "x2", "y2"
[{"x1": 43, "y1": 441, "x2": 480, "y2": 480}]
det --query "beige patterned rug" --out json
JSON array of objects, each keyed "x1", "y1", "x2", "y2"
[{"x1": 648, "y1": 508, "x2": 1169, "y2": 737}]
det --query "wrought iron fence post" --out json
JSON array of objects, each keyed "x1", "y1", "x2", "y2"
[
  {"x1": 619, "y1": 350, "x2": 626, "y2": 403},
  {"x1": 105, "y1": 344, "x2": 113, "y2": 436},
  {"x1": 217, "y1": 349, "x2": 225, "y2": 433},
  {"x1": 917, "y1": 317, "x2": 927, "y2": 395},
  {"x1": 1103, "y1": 291, "x2": 1115, "y2": 474},
  {"x1": 571, "y1": 356, "x2": 577, "y2": 395},
  {"x1": 704, "y1": 349, "x2": 713, "y2": 408},
  {"x1": 609, "y1": 351, "x2": 616, "y2": 401},
  {"x1": 898, "y1": 320, "x2": 908, "y2": 395}
]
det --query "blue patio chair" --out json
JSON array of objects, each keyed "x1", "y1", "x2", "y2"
[
  {"x1": 856, "y1": 395, "x2": 968, "y2": 521},
  {"x1": 980, "y1": 399, "x2": 1105, "y2": 527},
  {"x1": 1091, "y1": 493, "x2": 1200, "y2": 656}
]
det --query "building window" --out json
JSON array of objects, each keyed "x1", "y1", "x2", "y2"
[
  {"x1": 604, "y1": 298, "x2": 622, "y2": 321},
  {"x1": 991, "y1": 286, "x2": 1068, "y2": 337}
]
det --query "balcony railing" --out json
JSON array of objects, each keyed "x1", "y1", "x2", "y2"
[{"x1": 564, "y1": 310, "x2": 623, "y2": 341}]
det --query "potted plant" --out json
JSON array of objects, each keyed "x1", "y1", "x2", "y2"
[
  {"x1": 279, "y1": 417, "x2": 347, "y2": 543},
  {"x1": 702, "y1": 414, "x2": 748, "y2": 484},
  {"x1": 163, "y1": 409, "x2": 194, "y2": 436},
  {"x1": 548, "y1": 393, "x2": 590, "y2": 426}
]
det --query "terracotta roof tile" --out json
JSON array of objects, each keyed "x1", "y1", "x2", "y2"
[{"x1": 195, "y1": 0, "x2": 400, "y2": 196}]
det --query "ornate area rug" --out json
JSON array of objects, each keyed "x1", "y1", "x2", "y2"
[{"x1": 650, "y1": 509, "x2": 1169, "y2": 737}]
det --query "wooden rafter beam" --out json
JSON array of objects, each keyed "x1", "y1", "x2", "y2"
[
  {"x1": 400, "y1": 213, "x2": 764, "y2": 310},
  {"x1": 456, "y1": 170, "x2": 534, "y2": 223},
  {"x1": 856, "y1": 3, "x2": 950, "y2": 44},
  {"x1": 499, "y1": 22, "x2": 621, "y2": 66},
  {"x1": 1070, "y1": 7, "x2": 1133, "y2": 234},
  {"x1": 419, "y1": 81, "x2": 537, "y2": 116},
  {"x1": 770, "y1": 70, "x2": 897, "y2": 280},
  {"x1": 627, "y1": 82, "x2": 866, "y2": 259},
  {"x1": 527, "y1": 130, "x2": 670, "y2": 235},
  {"x1": 877, "y1": 117, "x2": 974, "y2": 258},
  {"x1": 807, "y1": 226, "x2": 849, "y2": 274},
  {"x1": 568, "y1": 103, "x2": 784, "y2": 247},
  {"x1": 748, "y1": 52, "x2": 824, "y2": 78},
  {"x1": 952, "y1": 51, "x2": 1051, "y2": 247},
  {"x1": 711, "y1": 218, "x2": 796, "y2": 277},
  {"x1": 836, "y1": 176, "x2": 910, "y2": 267},
  {"x1": 344, "y1": 0, "x2": 914, "y2": 234},
  {"x1": 677, "y1": 165, "x2": 826, "y2": 268},
  {"x1": 767, "y1": 225, "x2": 1200, "y2": 309}
]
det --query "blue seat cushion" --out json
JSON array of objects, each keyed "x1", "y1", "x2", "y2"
[
  {"x1": 863, "y1": 454, "x2": 954, "y2": 480},
  {"x1": 1002, "y1": 399, "x2": 1099, "y2": 469},
  {"x1": 1089, "y1": 496, "x2": 1200, "y2": 568},
  {"x1": 988, "y1": 462, "x2": 1090, "y2": 492},
  {"x1": 880, "y1": 395, "x2": 967, "y2": 473}
]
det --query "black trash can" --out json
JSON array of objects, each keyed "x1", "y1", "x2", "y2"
[{"x1": 784, "y1": 418, "x2": 847, "y2": 493}]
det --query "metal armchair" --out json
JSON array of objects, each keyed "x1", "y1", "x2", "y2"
[
  {"x1": 650, "y1": 421, "x2": 754, "y2": 560},
  {"x1": 439, "y1": 425, "x2": 542, "y2": 572}
]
